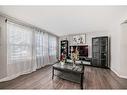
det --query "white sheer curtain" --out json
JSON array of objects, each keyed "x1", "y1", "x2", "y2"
[
  {"x1": 48, "y1": 35, "x2": 57, "y2": 64},
  {"x1": 35, "y1": 31, "x2": 57, "y2": 68},
  {"x1": 0, "y1": 21, "x2": 58, "y2": 82},
  {"x1": 35, "y1": 30, "x2": 44, "y2": 69},
  {"x1": 43, "y1": 32, "x2": 49, "y2": 66},
  {"x1": 6, "y1": 21, "x2": 36, "y2": 80}
]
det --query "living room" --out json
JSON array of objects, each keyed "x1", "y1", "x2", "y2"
[{"x1": 0, "y1": 5, "x2": 127, "y2": 91}]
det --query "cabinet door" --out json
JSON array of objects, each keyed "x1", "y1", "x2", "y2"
[
  {"x1": 92, "y1": 38, "x2": 100, "y2": 66},
  {"x1": 100, "y1": 37, "x2": 108, "y2": 67},
  {"x1": 100, "y1": 37, "x2": 108, "y2": 46},
  {"x1": 92, "y1": 37, "x2": 109, "y2": 68},
  {"x1": 93, "y1": 52, "x2": 100, "y2": 59},
  {"x1": 92, "y1": 38, "x2": 99, "y2": 46},
  {"x1": 92, "y1": 59, "x2": 100, "y2": 66},
  {"x1": 100, "y1": 59, "x2": 107, "y2": 67},
  {"x1": 93, "y1": 45, "x2": 100, "y2": 53}
]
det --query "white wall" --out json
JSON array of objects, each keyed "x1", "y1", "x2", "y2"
[
  {"x1": 109, "y1": 20, "x2": 121, "y2": 76},
  {"x1": 119, "y1": 13, "x2": 127, "y2": 78},
  {"x1": 120, "y1": 23, "x2": 127, "y2": 78},
  {"x1": 109, "y1": 12, "x2": 127, "y2": 79},
  {"x1": 0, "y1": 16, "x2": 7, "y2": 79}
]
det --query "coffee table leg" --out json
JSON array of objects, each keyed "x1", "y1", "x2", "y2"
[
  {"x1": 80, "y1": 73, "x2": 83, "y2": 89},
  {"x1": 52, "y1": 67, "x2": 54, "y2": 79}
]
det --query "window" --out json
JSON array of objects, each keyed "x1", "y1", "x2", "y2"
[
  {"x1": 5, "y1": 20, "x2": 58, "y2": 81},
  {"x1": 7, "y1": 22, "x2": 33, "y2": 64},
  {"x1": 7, "y1": 21, "x2": 57, "y2": 65}
]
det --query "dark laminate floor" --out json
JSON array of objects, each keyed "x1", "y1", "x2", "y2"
[{"x1": 0, "y1": 65, "x2": 127, "y2": 89}]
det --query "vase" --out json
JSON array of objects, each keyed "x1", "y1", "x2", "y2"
[
  {"x1": 60, "y1": 61, "x2": 64, "y2": 66},
  {"x1": 73, "y1": 61, "x2": 76, "y2": 67},
  {"x1": 73, "y1": 63, "x2": 76, "y2": 67}
]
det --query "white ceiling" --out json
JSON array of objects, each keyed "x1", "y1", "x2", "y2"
[{"x1": 0, "y1": 6, "x2": 126, "y2": 36}]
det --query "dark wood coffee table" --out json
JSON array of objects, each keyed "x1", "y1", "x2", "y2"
[{"x1": 52, "y1": 63, "x2": 84, "y2": 89}]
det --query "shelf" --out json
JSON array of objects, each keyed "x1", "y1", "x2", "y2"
[
  {"x1": 101, "y1": 44, "x2": 107, "y2": 46},
  {"x1": 56, "y1": 72, "x2": 81, "y2": 84},
  {"x1": 100, "y1": 52, "x2": 107, "y2": 53},
  {"x1": 61, "y1": 40, "x2": 68, "y2": 58},
  {"x1": 100, "y1": 59, "x2": 106, "y2": 60},
  {"x1": 93, "y1": 44, "x2": 99, "y2": 46}
]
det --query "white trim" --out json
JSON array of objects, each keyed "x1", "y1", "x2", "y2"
[
  {"x1": 119, "y1": 75, "x2": 127, "y2": 79},
  {"x1": 111, "y1": 67, "x2": 121, "y2": 77},
  {"x1": 111, "y1": 67, "x2": 127, "y2": 79}
]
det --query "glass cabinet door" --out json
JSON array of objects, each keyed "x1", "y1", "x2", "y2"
[
  {"x1": 93, "y1": 45, "x2": 100, "y2": 52},
  {"x1": 92, "y1": 38, "x2": 99, "y2": 45},
  {"x1": 93, "y1": 52, "x2": 99, "y2": 59},
  {"x1": 100, "y1": 38, "x2": 107, "y2": 46},
  {"x1": 92, "y1": 37, "x2": 109, "y2": 68},
  {"x1": 100, "y1": 45, "x2": 107, "y2": 53}
]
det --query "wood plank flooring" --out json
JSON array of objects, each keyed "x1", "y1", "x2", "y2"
[{"x1": 0, "y1": 65, "x2": 127, "y2": 89}]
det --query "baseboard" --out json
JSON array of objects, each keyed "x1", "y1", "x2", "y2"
[
  {"x1": 119, "y1": 75, "x2": 127, "y2": 79},
  {"x1": 111, "y1": 68, "x2": 127, "y2": 79},
  {"x1": 111, "y1": 68, "x2": 121, "y2": 77}
]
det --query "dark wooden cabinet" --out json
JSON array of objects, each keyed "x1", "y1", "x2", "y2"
[
  {"x1": 92, "y1": 36, "x2": 110, "y2": 68},
  {"x1": 61, "y1": 40, "x2": 68, "y2": 58}
]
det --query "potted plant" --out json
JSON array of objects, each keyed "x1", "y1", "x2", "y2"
[{"x1": 71, "y1": 47, "x2": 79, "y2": 67}]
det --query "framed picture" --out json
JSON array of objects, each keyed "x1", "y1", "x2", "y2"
[{"x1": 73, "y1": 34, "x2": 86, "y2": 45}]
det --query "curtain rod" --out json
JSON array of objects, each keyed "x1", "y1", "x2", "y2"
[{"x1": 0, "y1": 12, "x2": 59, "y2": 38}]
